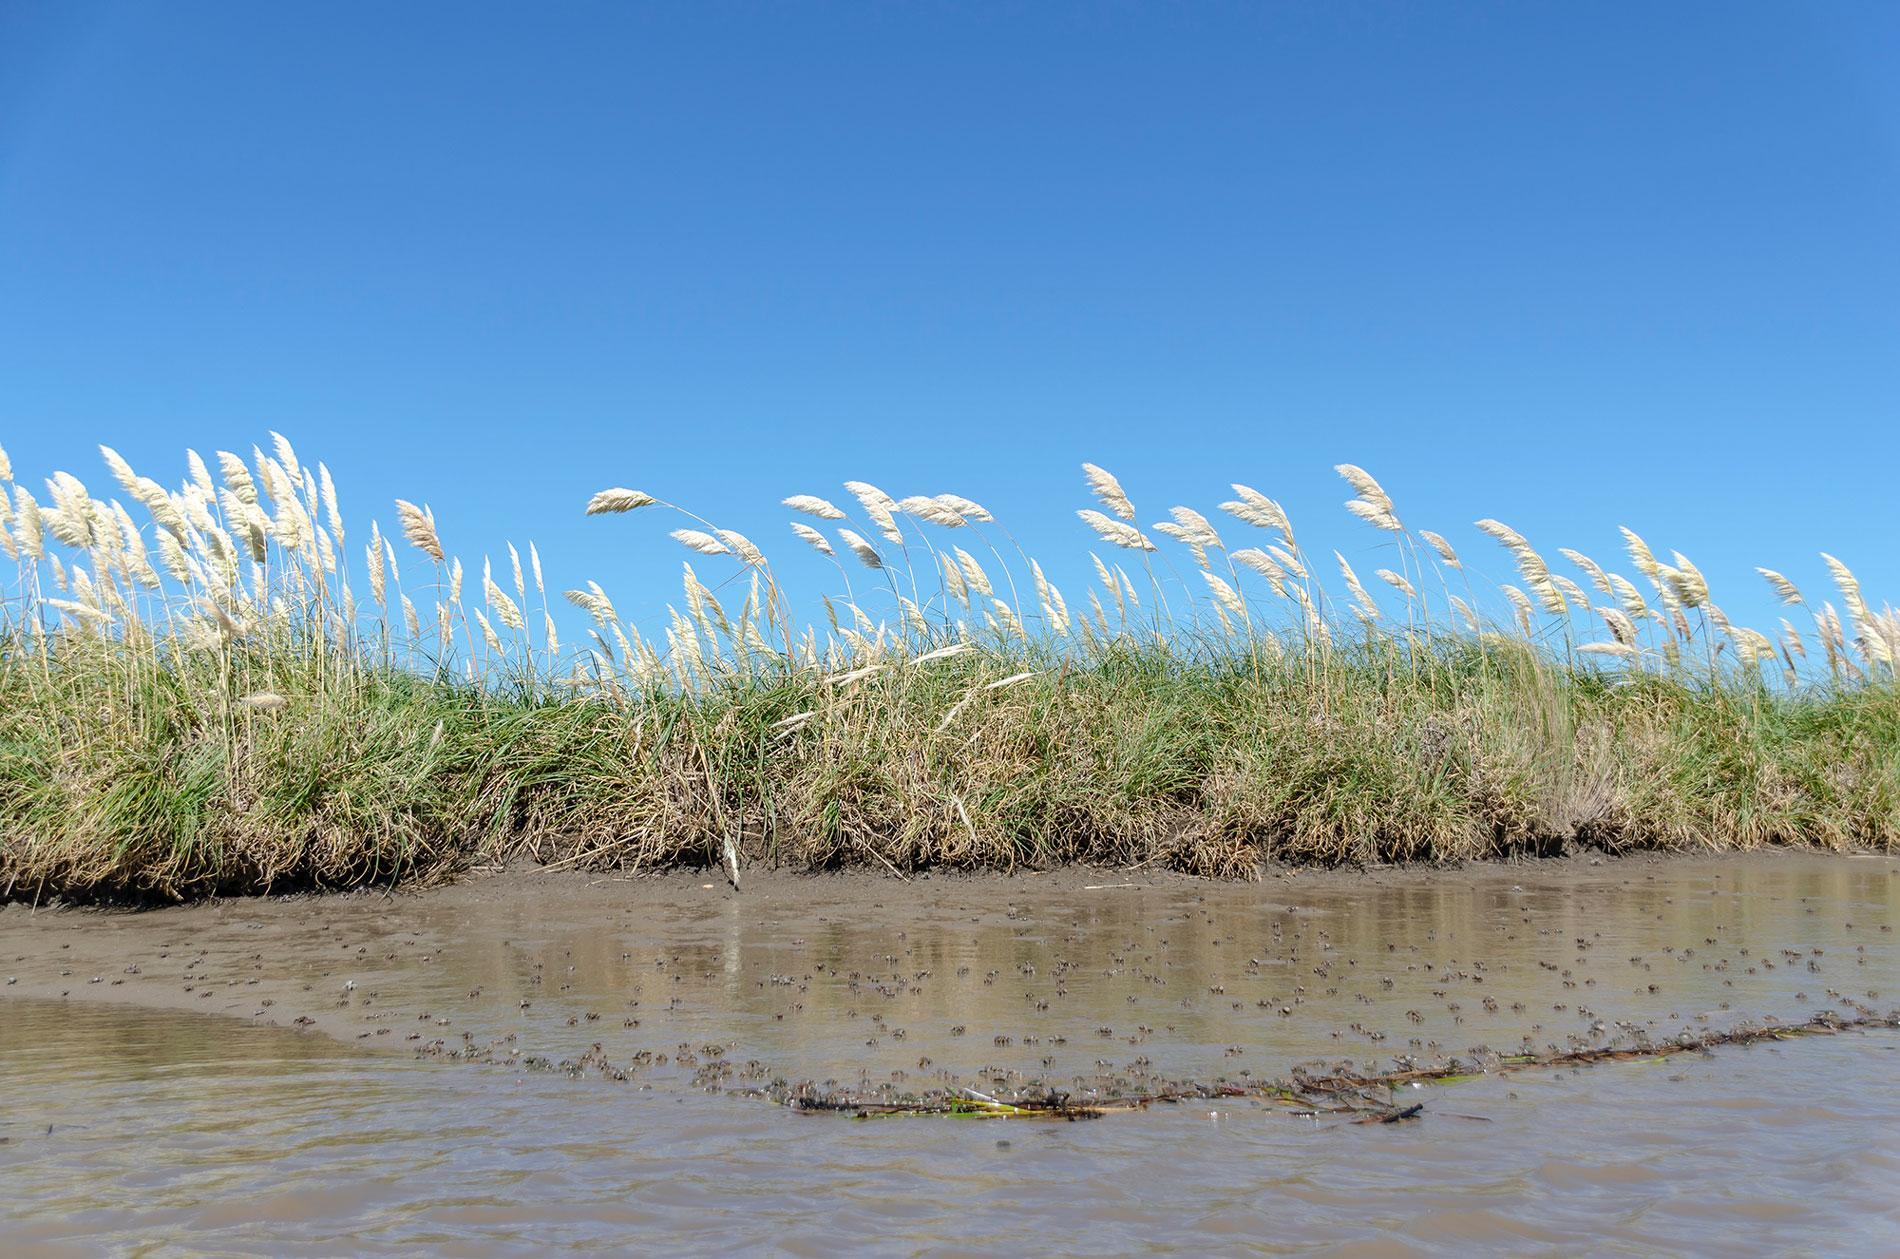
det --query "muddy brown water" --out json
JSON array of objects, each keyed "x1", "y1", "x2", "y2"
[{"x1": 2, "y1": 852, "x2": 1897, "y2": 1255}]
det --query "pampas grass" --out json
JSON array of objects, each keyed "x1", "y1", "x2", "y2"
[{"x1": 0, "y1": 433, "x2": 1894, "y2": 903}]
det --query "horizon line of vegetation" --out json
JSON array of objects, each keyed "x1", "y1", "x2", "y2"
[{"x1": 0, "y1": 435, "x2": 1894, "y2": 903}]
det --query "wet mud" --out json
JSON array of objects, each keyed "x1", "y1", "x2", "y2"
[{"x1": 3, "y1": 851, "x2": 1897, "y2": 1253}]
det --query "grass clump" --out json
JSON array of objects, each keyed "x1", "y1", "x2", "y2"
[{"x1": 0, "y1": 437, "x2": 1894, "y2": 902}]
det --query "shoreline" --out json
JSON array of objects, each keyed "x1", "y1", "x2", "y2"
[{"x1": 5, "y1": 838, "x2": 1896, "y2": 911}]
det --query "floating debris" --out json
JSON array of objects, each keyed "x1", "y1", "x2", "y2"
[{"x1": 738, "y1": 1010, "x2": 1900, "y2": 1122}]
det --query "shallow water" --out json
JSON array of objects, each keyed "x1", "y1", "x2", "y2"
[{"x1": 3, "y1": 853, "x2": 1897, "y2": 1254}]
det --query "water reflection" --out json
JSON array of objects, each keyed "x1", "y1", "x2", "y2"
[{"x1": 2, "y1": 854, "x2": 1895, "y2": 1253}]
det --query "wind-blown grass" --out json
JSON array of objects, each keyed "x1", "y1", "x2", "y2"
[{"x1": 0, "y1": 436, "x2": 1893, "y2": 902}]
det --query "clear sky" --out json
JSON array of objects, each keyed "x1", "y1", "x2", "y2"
[{"x1": 2, "y1": 2, "x2": 1895, "y2": 641}]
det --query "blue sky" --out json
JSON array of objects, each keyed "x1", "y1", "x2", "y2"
[{"x1": 2, "y1": 2, "x2": 1895, "y2": 640}]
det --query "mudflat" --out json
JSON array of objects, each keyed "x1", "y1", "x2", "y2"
[{"x1": 3, "y1": 850, "x2": 1897, "y2": 1252}]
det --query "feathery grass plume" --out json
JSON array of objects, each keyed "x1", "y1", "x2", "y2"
[
  {"x1": 155, "y1": 530, "x2": 190, "y2": 585},
  {"x1": 1335, "y1": 463, "x2": 1392, "y2": 512},
  {"x1": 184, "y1": 448, "x2": 213, "y2": 499},
  {"x1": 929, "y1": 551, "x2": 964, "y2": 606},
  {"x1": 1335, "y1": 551, "x2": 1379, "y2": 621},
  {"x1": 1667, "y1": 551, "x2": 1709, "y2": 609},
  {"x1": 366, "y1": 524, "x2": 387, "y2": 605},
  {"x1": 1552, "y1": 575, "x2": 1589, "y2": 611},
  {"x1": 394, "y1": 499, "x2": 443, "y2": 563},
  {"x1": 1231, "y1": 547, "x2": 1288, "y2": 596},
  {"x1": 1344, "y1": 499, "x2": 1401, "y2": 531},
  {"x1": 1170, "y1": 505, "x2": 1221, "y2": 545},
  {"x1": 0, "y1": 442, "x2": 10, "y2": 481},
  {"x1": 240, "y1": 691, "x2": 289, "y2": 711},
  {"x1": 935, "y1": 493, "x2": 992, "y2": 522},
  {"x1": 670, "y1": 528, "x2": 730, "y2": 557},
  {"x1": 1151, "y1": 520, "x2": 1210, "y2": 566},
  {"x1": 1267, "y1": 543, "x2": 1306, "y2": 581},
  {"x1": 504, "y1": 541, "x2": 525, "y2": 603},
  {"x1": 838, "y1": 528, "x2": 883, "y2": 569},
  {"x1": 898, "y1": 495, "x2": 966, "y2": 528},
  {"x1": 216, "y1": 450, "x2": 257, "y2": 507},
  {"x1": 98, "y1": 445, "x2": 139, "y2": 498},
  {"x1": 1779, "y1": 618, "x2": 1807, "y2": 660},
  {"x1": 318, "y1": 463, "x2": 344, "y2": 547},
  {"x1": 1418, "y1": 530, "x2": 1461, "y2": 569},
  {"x1": 822, "y1": 661, "x2": 887, "y2": 687},
  {"x1": 9, "y1": 486, "x2": 41, "y2": 562},
  {"x1": 1047, "y1": 583, "x2": 1071, "y2": 635},
  {"x1": 1619, "y1": 526, "x2": 1660, "y2": 579},
  {"x1": 483, "y1": 559, "x2": 524, "y2": 631},
  {"x1": 45, "y1": 596, "x2": 112, "y2": 625},
  {"x1": 953, "y1": 547, "x2": 993, "y2": 598},
  {"x1": 1337, "y1": 463, "x2": 1400, "y2": 531},
  {"x1": 1081, "y1": 462, "x2": 1136, "y2": 522},
  {"x1": 783, "y1": 494, "x2": 846, "y2": 520},
  {"x1": 1202, "y1": 570, "x2": 1246, "y2": 620},
  {"x1": 1501, "y1": 584, "x2": 1535, "y2": 635},
  {"x1": 1596, "y1": 605, "x2": 1639, "y2": 646},
  {"x1": 586, "y1": 487, "x2": 657, "y2": 515},
  {"x1": 790, "y1": 521, "x2": 834, "y2": 556},
  {"x1": 1466, "y1": 520, "x2": 1527, "y2": 562},
  {"x1": 1528, "y1": 570, "x2": 1568, "y2": 614},
  {"x1": 447, "y1": 557, "x2": 464, "y2": 603},
  {"x1": 1757, "y1": 568, "x2": 1803, "y2": 605},
  {"x1": 1731, "y1": 626, "x2": 1777, "y2": 667},
  {"x1": 991, "y1": 597, "x2": 1023, "y2": 639},
  {"x1": 1221, "y1": 484, "x2": 1290, "y2": 535},
  {"x1": 44, "y1": 473, "x2": 97, "y2": 549},
  {"x1": 1077, "y1": 509, "x2": 1156, "y2": 551},
  {"x1": 269, "y1": 431, "x2": 301, "y2": 489},
  {"x1": 1607, "y1": 572, "x2": 1646, "y2": 618},
  {"x1": 1475, "y1": 518, "x2": 1529, "y2": 551},
  {"x1": 1476, "y1": 519, "x2": 1564, "y2": 614},
  {"x1": 843, "y1": 481, "x2": 903, "y2": 543},
  {"x1": 563, "y1": 585, "x2": 606, "y2": 623},
  {"x1": 1820, "y1": 553, "x2": 1867, "y2": 622},
  {"x1": 1558, "y1": 549, "x2": 1611, "y2": 597},
  {"x1": 1115, "y1": 565, "x2": 1142, "y2": 609},
  {"x1": 1869, "y1": 613, "x2": 1899, "y2": 668},
  {"x1": 908, "y1": 641, "x2": 975, "y2": 666},
  {"x1": 474, "y1": 608, "x2": 503, "y2": 654},
  {"x1": 716, "y1": 529, "x2": 765, "y2": 566},
  {"x1": 1376, "y1": 569, "x2": 1416, "y2": 600}
]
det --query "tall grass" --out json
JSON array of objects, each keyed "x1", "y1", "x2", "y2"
[{"x1": 0, "y1": 436, "x2": 1893, "y2": 901}]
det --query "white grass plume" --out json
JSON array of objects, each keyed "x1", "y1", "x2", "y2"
[
  {"x1": 1077, "y1": 509, "x2": 1155, "y2": 551},
  {"x1": 587, "y1": 488, "x2": 657, "y2": 515},
  {"x1": 1081, "y1": 463, "x2": 1136, "y2": 522},
  {"x1": 394, "y1": 500, "x2": 443, "y2": 563},
  {"x1": 783, "y1": 494, "x2": 846, "y2": 520}
]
